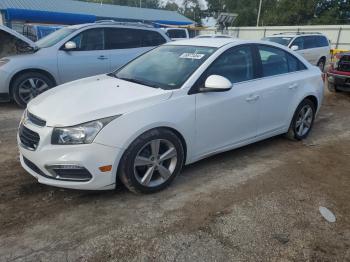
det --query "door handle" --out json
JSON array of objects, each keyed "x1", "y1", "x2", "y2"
[
  {"x1": 98, "y1": 55, "x2": 108, "y2": 60},
  {"x1": 288, "y1": 83, "x2": 299, "y2": 89},
  {"x1": 246, "y1": 95, "x2": 260, "y2": 102}
]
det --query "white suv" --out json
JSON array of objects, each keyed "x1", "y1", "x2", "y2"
[
  {"x1": 263, "y1": 33, "x2": 330, "y2": 72},
  {"x1": 0, "y1": 22, "x2": 170, "y2": 107}
]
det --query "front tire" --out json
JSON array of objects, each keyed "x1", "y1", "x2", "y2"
[
  {"x1": 286, "y1": 99, "x2": 316, "y2": 140},
  {"x1": 12, "y1": 72, "x2": 55, "y2": 107},
  {"x1": 118, "y1": 128, "x2": 184, "y2": 194}
]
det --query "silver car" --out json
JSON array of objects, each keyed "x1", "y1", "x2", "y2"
[{"x1": 0, "y1": 21, "x2": 170, "y2": 107}]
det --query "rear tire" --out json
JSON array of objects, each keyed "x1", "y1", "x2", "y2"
[
  {"x1": 118, "y1": 128, "x2": 184, "y2": 194},
  {"x1": 12, "y1": 72, "x2": 55, "y2": 108},
  {"x1": 286, "y1": 99, "x2": 316, "y2": 141}
]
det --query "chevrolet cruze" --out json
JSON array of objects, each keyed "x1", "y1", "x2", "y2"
[{"x1": 18, "y1": 39, "x2": 324, "y2": 193}]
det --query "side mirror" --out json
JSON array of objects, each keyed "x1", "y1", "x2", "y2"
[
  {"x1": 64, "y1": 41, "x2": 77, "y2": 51},
  {"x1": 291, "y1": 45, "x2": 299, "y2": 51},
  {"x1": 200, "y1": 75, "x2": 232, "y2": 93}
]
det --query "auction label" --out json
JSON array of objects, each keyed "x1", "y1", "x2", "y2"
[{"x1": 180, "y1": 53, "x2": 205, "y2": 59}]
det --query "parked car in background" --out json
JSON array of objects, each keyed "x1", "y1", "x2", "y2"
[
  {"x1": 18, "y1": 39, "x2": 324, "y2": 193},
  {"x1": 196, "y1": 34, "x2": 234, "y2": 39},
  {"x1": 263, "y1": 33, "x2": 331, "y2": 72},
  {"x1": 327, "y1": 51, "x2": 350, "y2": 92},
  {"x1": 23, "y1": 24, "x2": 64, "y2": 41},
  {"x1": 0, "y1": 21, "x2": 170, "y2": 107},
  {"x1": 0, "y1": 25, "x2": 35, "y2": 60},
  {"x1": 162, "y1": 28, "x2": 189, "y2": 41}
]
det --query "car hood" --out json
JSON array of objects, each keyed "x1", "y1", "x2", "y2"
[
  {"x1": 28, "y1": 75, "x2": 173, "y2": 127},
  {"x1": 0, "y1": 25, "x2": 36, "y2": 48}
]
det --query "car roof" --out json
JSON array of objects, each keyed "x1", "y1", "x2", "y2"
[
  {"x1": 66, "y1": 22, "x2": 161, "y2": 31},
  {"x1": 266, "y1": 33, "x2": 326, "y2": 38},
  {"x1": 166, "y1": 38, "x2": 238, "y2": 48}
]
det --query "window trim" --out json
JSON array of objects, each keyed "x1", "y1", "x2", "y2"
[{"x1": 189, "y1": 43, "x2": 309, "y2": 95}]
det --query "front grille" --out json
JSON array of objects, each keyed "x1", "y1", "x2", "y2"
[
  {"x1": 23, "y1": 157, "x2": 47, "y2": 177},
  {"x1": 28, "y1": 112, "x2": 46, "y2": 127},
  {"x1": 19, "y1": 124, "x2": 40, "y2": 150},
  {"x1": 338, "y1": 55, "x2": 350, "y2": 72},
  {"x1": 53, "y1": 168, "x2": 92, "y2": 181}
]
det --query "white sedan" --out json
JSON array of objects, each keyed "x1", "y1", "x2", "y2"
[{"x1": 18, "y1": 39, "x2": 324, "y2": 193}]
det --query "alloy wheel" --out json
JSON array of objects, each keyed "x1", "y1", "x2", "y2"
[
  {"x1": 133, "y1": 139, "x2": 178, "y2": 187},
  {"x1": 295, "y1": 104, "x2": 313, "y2": 137},
  {"x1": 18, "y1": 78, "x2": 50, "y2": 103}
]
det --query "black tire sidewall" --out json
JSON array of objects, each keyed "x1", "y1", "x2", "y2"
[
  {"x1": 317, "y1": 59, "x2": 325, "y2": 72},
  {"x1": 12, "y1": 72, "x2": 54, "y2": 107},
  {"x1": 119, "y1": 128, "x2": 184, "y2": 194},
  {"x1": 291, "y1": 99, "x2": 316, "y2": 140}
]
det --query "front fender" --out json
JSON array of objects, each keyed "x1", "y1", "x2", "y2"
[{"x1": 94, "y1": 94, "x2": 196, "y2": 164}]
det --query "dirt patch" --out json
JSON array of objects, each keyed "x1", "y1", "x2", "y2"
[{"x1": 0, "y1": 91, "x2": 349, "y2": 261}]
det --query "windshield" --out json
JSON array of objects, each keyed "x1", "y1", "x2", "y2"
[
  {"x1": 115, "y1": 45, "x2": 217, "y2": 90},
  {"x1": 263, "y1": 37, "x2": 293, "y2": 46},
  {"x1": 36, "y1": 28, "x2": 77, "y2": 48}
]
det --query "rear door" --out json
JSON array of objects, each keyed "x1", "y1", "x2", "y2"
[
  {"x1": 57, "y1": 28, "x2": 110, "y2": 83},
  {"x1": 255, "y1": 44, "x2": 308, "y2": 135},
  {"x1": 106, "y1": 28, "x2": 167, "y2": 71},
  {"x1": 302, "y1": 36, "x2": 320, "y2": 65}
]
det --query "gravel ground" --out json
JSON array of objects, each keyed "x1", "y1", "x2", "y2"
[{"x1": 0, "y1": 89, "x2": 349, "y2": 262}]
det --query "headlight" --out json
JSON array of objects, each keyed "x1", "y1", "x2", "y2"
[
  {"x1": 51, "y1": 116, "x2": 120, "y2": 145},
  {"x1": 0, "y1": 59, "x2": 10, "y2": 67}
]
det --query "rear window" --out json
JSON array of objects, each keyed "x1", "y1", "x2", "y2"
[
  {"x1": 263, "y1": 37, "x2": 293, "y2": 46},
  {"x1": 315, "y1": 36, "x2": 329, "y2": 47},
  {"x1": 105, "y1": 28, "x2": 141, "y2": 49}
]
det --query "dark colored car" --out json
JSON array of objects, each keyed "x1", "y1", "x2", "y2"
[{"x1": 327, "y1": 52, "x2": 350, "y2": 92}]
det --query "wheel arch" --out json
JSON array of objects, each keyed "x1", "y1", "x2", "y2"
[
  {"x1": 318, "y1": 56, "x2": 326, "y2": 64},
  {"x1": 9, "y1": 69, "x2": 57, "y2": 98},
  {"x1": 122, "y1": 126, "x2": 188, "y2": 166},
  {"x1": 304, "y1": 95, "x2": 318, "y2": 110}
]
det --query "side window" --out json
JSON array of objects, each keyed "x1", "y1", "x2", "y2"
[
  {"x1": 70, "y1": 29, "x2": 104, "y2": 51},
  {"x1": 105, "y1": 28, "x2": 141, "y2": 50},
  {"x1": 142, "y1": 30, "x2": 166, "y2": 47},
  {"x1": 286, "y1": 53, "x2": 307, "y2": 72},
  {"x1": 258, "y1": 45, "x2": 289, "y2": 77},
  {"x1": 315, "y1": 36, "x2": 329, "y2": 47},
  {"x1": 291, "y1": 37, "x2": 304, "y2": 50},
  {"x1": 303, "y1": 36, "x2": 316, "y2": 49},
  {"x1": 205, "y1": 46, "x2": 254, "y2": 83}
]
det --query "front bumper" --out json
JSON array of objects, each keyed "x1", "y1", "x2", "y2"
[
  {"x1": 18, "y1": 121, "x2": 123, "y2": 190},
  {"x1": 327, "y1": 72, "x2": 350, "y2": 92}
]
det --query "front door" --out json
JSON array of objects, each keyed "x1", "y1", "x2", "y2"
[
  {"x1": 57, "y1": 28, "x2": 110, "y2": 84},
  {"x1": 194, "y1": 45, "x2": 260, "y2": 156}
]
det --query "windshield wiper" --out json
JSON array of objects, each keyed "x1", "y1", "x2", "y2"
[{"x1": 117, "y1": 77, "x2": 161, "y2": 89}]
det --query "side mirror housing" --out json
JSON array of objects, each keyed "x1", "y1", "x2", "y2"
[
  {"x1": 200, "y1": 75, "x2": 232, "y2": 93},
  {"x1": 64, "y1": 41, "x2": 77, "y2": 51},
  {"x1": 291, "y1": 45, "x2": 299, "y2": 51}
]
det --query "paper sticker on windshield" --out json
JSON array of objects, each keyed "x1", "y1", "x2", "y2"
[{"x1": 180, "y1": 53, "x2": 205, "y2": 59}]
